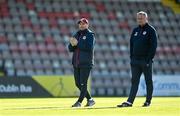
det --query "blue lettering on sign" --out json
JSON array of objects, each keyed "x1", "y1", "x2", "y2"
[
  {"x1": 139, "y1": 80, "x2": 180, "y2": 90},
  {"x1": 154, "y1": 80, "x2": 180, "y2": 90}
]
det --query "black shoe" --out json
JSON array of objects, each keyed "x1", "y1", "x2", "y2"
[
  {"x1": 72, "y1": 101, "x2": 81, "y2": 107},
  {"x1": 142, "y1": 102, "x2": 150, "y2": 107},
  {"x1": 85, "y1": 99, "x2": 95, "y2": 107},
  {"x1": 117, "y1": 102, "x2": 132, "y2": 107}
]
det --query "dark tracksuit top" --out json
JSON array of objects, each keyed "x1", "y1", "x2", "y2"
[
  {"x1": 130, "y1": 23, "x2": 157, "y2": 64},
  {"x1": 68, "y1": 29, "x2": 95, "y2": 68}
]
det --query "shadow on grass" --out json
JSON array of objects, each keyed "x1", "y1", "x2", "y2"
[{"x1": 3, "y1": 106, "x2": 129, "y2": 110}]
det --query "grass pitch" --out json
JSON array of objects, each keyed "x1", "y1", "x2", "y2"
[{"x1": 0, "y1": 97, "x2": 179, "y2": 116}]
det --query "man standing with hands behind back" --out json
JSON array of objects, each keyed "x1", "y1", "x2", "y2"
[
  {"x1": 117, "y1": 11, "x2": 157, "y2": 107},
  {"x1": 68, "y1": 18, "x2": 95, "y2": 107}
]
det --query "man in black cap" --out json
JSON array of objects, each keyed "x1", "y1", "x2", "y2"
[
  {"x1": 117, "y1": 11, "x2": 157, "y2": 107},
  {"x1": 68, "y1": 18, "x2": 95, "y2": 107}
]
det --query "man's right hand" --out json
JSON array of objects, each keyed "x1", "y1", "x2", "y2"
[{"x1": 70, "y1": 37, "x2": 78, "y2": 46}]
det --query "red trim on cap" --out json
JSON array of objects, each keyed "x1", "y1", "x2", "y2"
[{"x1": 78, "y1": 18, "x2": 89, "y2": 24}]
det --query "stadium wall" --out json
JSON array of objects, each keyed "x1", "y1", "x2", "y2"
[
  {"x1": 0, "y1": 76, "x2": 81, "y2": 98},
  {"x1": 138, "y1": 75, "x2": 180, "y2": 96}
]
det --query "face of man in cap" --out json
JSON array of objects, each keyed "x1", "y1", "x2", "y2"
[{"x1": 78, "y1": 19, "x2": 89, "y2": 30}]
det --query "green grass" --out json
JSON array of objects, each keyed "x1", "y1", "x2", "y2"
[{"x1": 0, "y1": 97, "x2": 179, "y2": 116}]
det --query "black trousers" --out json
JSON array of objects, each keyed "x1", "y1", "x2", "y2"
[
  {"x1": 127, "y1": 62, "x2": 153, "y2": 104},
  {"x1": 74, "y1": 67, "x2": 92, "y2": 103}
]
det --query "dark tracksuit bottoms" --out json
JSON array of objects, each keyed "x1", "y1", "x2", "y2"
[
  {"x1": 127, "y1": 61, "x2": 153, "y2": 104},
  {"x1": 74, "y1": 67, "x2": 92, "y2": 103}
]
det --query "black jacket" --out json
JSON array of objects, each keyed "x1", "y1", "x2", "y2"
[
  {"x1": 130, "y1": 23, "x2": 157, "y2": 64},
  {"x1": 68, "y1": 29, "x2": 95, "y2": 68}
]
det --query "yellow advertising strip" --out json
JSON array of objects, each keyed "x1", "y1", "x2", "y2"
[{"x1": 32, "y1": 75, "x2": 79, "y2": 97}]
